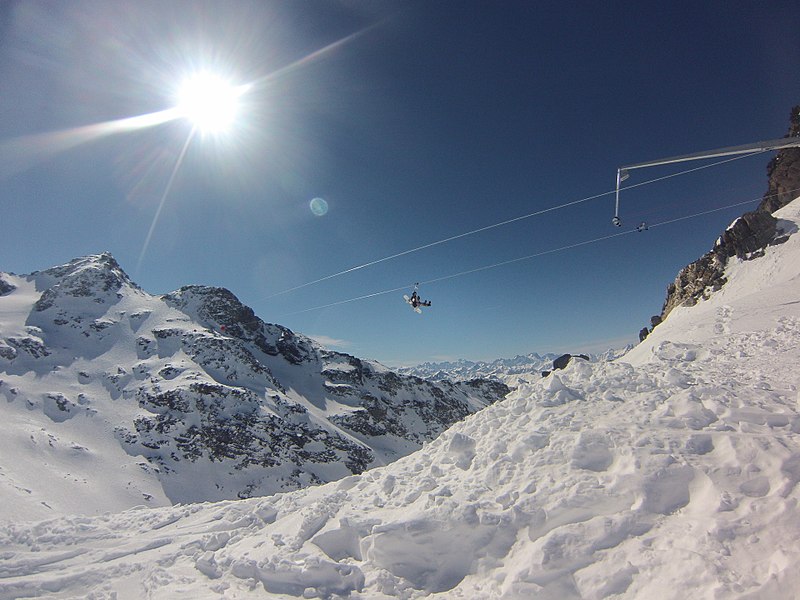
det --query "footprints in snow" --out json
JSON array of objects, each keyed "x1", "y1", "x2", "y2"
[{"x1": 715, "y1": 305, "x2": 733, "y2": 335}]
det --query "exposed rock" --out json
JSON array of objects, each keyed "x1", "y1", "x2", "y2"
[
  {"x1": 554, "y1": 353, "x2": 589, "y2": 370},
  {"x1": 162, "y1": 285, "x2": 316, "y2": 366},
  {"x1": 331, "y1": 376, "x2": 510, "y2": 445},
  {"x1": 660, "y1": 211, "x2": 782, "y2": 320},
  {"x1": 758, "y1": 105, "x2": 800, "y2": 214},
  {"x1": 0, "y1": 276, "x2": 15, "y2": 296},
  {"x1": 6, "y1": 336, "x2": 50, "y2": 359},
  {"x1": 716, "y1": 211, "x2": 780, "y2": 259},
  {"x1": 655, "y1": 106, "x2": 800, "y2": 324},
  {"x1": 462, "y1": 378, "x2": 511, "y2": 401},
  {"x1": 542, "y1": 353, "x2": 590, "y2": 377},
  {"x1": 0, "y1": 341, "x2": 16, "y2": 360},
  {"x1": 661, "y1": 248, "x2": 727, "y2": 319},
  {"x1": 125, "y1": 382, "x2": 373, "y2": 486}
]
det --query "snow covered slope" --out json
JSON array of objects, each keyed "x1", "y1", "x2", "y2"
[
  {"x1": 0, "y1": 255, "x2": 507, "y2": 521},
  {"x1": 625, "y1": 199, "x2": 800, "y2": 365},
  {"x1": 2, "y1": 199, "x2": 798, "y2": 599}
]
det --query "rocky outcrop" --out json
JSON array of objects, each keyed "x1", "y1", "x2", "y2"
[
  {"x1": 541, "y1": 353, "x2": 590, "y2": 377},
  {"x1": 660, "y1": 211, "x2": 782, "y2": 318},
  {"x1": 656, "y1": 106, "x2": 800, "y2": 323},
  {"x1": 660, "y1": 252, "x2": 726, "y2": 318},
  {"x1": 126, "y1": 382, "x2": 373, "y2": 491},
  {"x1": 759, "y1": 105, "x2": 800, "y2": 214},
  {"x1": 0, "y1": 276, "x2": 15, "y2": 296},
  {"x1": 330, "y1": 375, "x2": 510, "y2": 444},
  {"x1": 162, "y1": 285, "x2": 317, "y2": 366}
]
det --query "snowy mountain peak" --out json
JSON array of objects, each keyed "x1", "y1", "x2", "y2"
[
  {"x1": 162, "y1": 284, "x2": 319, "y2": 366},
  {"x1": 0, "y1": 254, "x2": 508, "y2": 520},
  {"x1": 163, "y1": 285, "x2": 260, "y2": 332},
  {"x1": 33, "y1": 251, "x2": 139, "y2": 306}
]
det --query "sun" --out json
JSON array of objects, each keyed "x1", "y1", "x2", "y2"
[{"x1": 174, "y1": 72, "x2": 246, "y2": 134}]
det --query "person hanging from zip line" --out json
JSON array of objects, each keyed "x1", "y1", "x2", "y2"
[{"x1": 409, "y1": 283, "x2": 431, "y2": 309}]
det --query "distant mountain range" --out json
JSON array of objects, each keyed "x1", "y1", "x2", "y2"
[
  {"x1": 399, "y1": 348, "x2": 631, "y2": 384},
  {"x1": 0, "y1": 253, "x2": 507, "y2": 519}
]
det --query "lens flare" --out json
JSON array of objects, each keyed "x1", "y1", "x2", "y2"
[{"x1": 310, "y1": 197, "x2": 329, "y2": 216}]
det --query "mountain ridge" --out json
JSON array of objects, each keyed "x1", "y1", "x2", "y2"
[
  {"x1": 399, "y1": 347, "x2": 631, "y2": 384},
  {"x1": 0, "y1": 254, "x2": 508, "y2": 520}
]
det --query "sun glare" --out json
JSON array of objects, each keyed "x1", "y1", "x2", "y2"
[{"x1": 175, "y1": 72, "x2": 245, "y2": 134}]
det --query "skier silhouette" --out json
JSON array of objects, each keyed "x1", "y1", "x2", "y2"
[{"x1": 407, "y1": 284, "x2": 431, "y2": 310}]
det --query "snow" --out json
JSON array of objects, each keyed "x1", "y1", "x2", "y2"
[
  {"x1": 1, "y1": 199, "x2": 800, "y2": 598},
  {"x1": 0, "y1": 277, "x2": 172, "y2": 521},
  {"x1": 2, "y1": 258, "x2": 504, "y2": 516}
]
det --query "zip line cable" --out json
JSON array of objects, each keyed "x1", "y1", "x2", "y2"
[
  {"x1": 266, "y1": 149, "x2": 771, "y2": 300},
  {"x1": 279, "y1": 188, "x2": 794, "y2": 317}
]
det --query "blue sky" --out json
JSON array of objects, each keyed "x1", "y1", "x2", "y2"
[{"x1": 1, "y1": 0, "x2": 799, "y2": 366}]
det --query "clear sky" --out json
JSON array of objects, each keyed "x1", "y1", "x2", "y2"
[{"x1": 1, "y1": 0, "x2": 799, "y2": 367}]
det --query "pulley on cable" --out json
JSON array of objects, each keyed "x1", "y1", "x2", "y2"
[{"x1": 612, "y1": 136, "x2": 800, "y2": 227}]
